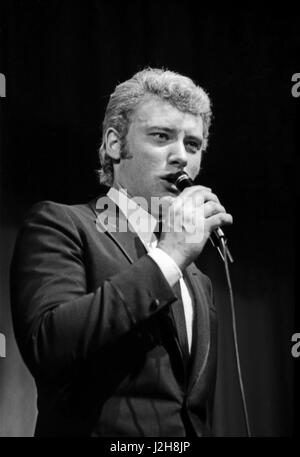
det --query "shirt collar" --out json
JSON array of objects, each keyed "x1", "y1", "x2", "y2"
[{"x1": 107, "y1": 187, "x2": 158, "y2": 250}]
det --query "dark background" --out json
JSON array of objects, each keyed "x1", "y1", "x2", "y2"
[{"x1": 0, "y1": 1, "x2": 299, "y2": 436}]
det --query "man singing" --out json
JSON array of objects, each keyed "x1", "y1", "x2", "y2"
[{"x1": 10, "y1": 68, "x2": 232, "y2": 436}]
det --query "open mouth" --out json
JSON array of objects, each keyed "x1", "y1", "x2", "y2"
[{"x1": 160, "y1": 174, "x2": 180, "y2": 193}]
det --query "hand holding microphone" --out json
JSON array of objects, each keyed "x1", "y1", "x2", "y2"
[
  {"x1": 174, "y1": 172, "x2": 234, "y2": 263},
  {"x1": 157, "y1": 172, "x2": 233, "y2": 270}
]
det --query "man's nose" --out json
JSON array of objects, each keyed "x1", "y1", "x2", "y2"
[{"x1": 168, "y1": 141, "x2": 188, "y2": 168}]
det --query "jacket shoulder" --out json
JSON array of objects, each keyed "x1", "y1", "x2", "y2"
[
  {"x1": 25, "y1": 199, "x2": 93, "y2": 217},
  {"x1": 23, "y1": 199, "x2": 96, "y2": 227}
]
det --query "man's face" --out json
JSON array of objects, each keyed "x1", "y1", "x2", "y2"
[{"x1": 114, "y1": 97, "x2": 204, "y2": 215}]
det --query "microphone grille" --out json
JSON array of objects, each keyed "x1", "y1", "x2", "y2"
[{"x1": 174, "y1": 172, "x2": 193, "y2": 191}]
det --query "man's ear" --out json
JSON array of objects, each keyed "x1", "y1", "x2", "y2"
[{"x1": 105, "y1": 128, "x2": 121, "y2": 160}]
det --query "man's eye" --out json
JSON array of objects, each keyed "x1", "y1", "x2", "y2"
[
  {"x1": 186, "y1": 142, "x2": 201, "y2": 152},
  {"x1": 151, "y1": 132, "x2": 169, "y2": 141}
]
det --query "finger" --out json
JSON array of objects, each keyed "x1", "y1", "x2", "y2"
[
  {"x1": 200, "y1": 191, "x2": 220, "y2": 204},
  {"x1": 205, "y1": 212, "x2": 233, "y2": 233},
  {"x1": 180, "y1": 186, "x2": 221, "y2": 205},
  {"x1": 159, "y1": 195, "x2": 176, "y2": 206},
  {"x1": 203, "y1": 201, "x2": 226, "y2": 218},
  {"x1": 179, "y1": 185, "x2": 212, "y2": 200}
]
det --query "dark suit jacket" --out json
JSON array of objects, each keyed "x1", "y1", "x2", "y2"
[{"x1": 10, "y1": 195, "x2": 217, "y2": 437}]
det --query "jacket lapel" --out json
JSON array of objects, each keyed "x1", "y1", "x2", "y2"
[{"x1": 90, "y1": 194, "x2": 147, "y2": 263}]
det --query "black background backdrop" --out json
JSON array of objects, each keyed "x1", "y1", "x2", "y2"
[{"x1": 0, "y1": 1, "x2": 299, "y2": 436}]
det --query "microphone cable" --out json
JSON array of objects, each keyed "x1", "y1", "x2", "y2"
[{"x1": 220, "y1": 236, "x2": 252, "y2": 437}]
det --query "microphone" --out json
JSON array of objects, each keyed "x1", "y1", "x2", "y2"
[{"x1": 173, "y1": 171, "x2": 234, "y2": 263}]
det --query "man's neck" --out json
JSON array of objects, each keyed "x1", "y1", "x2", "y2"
[{"x1": 111, "y1": 182, "x2": 157, "y2": 220}]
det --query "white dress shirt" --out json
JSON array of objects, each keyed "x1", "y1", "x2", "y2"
[{"x1": 107, "y1": 187, "x2": 194, "y2": 353}]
